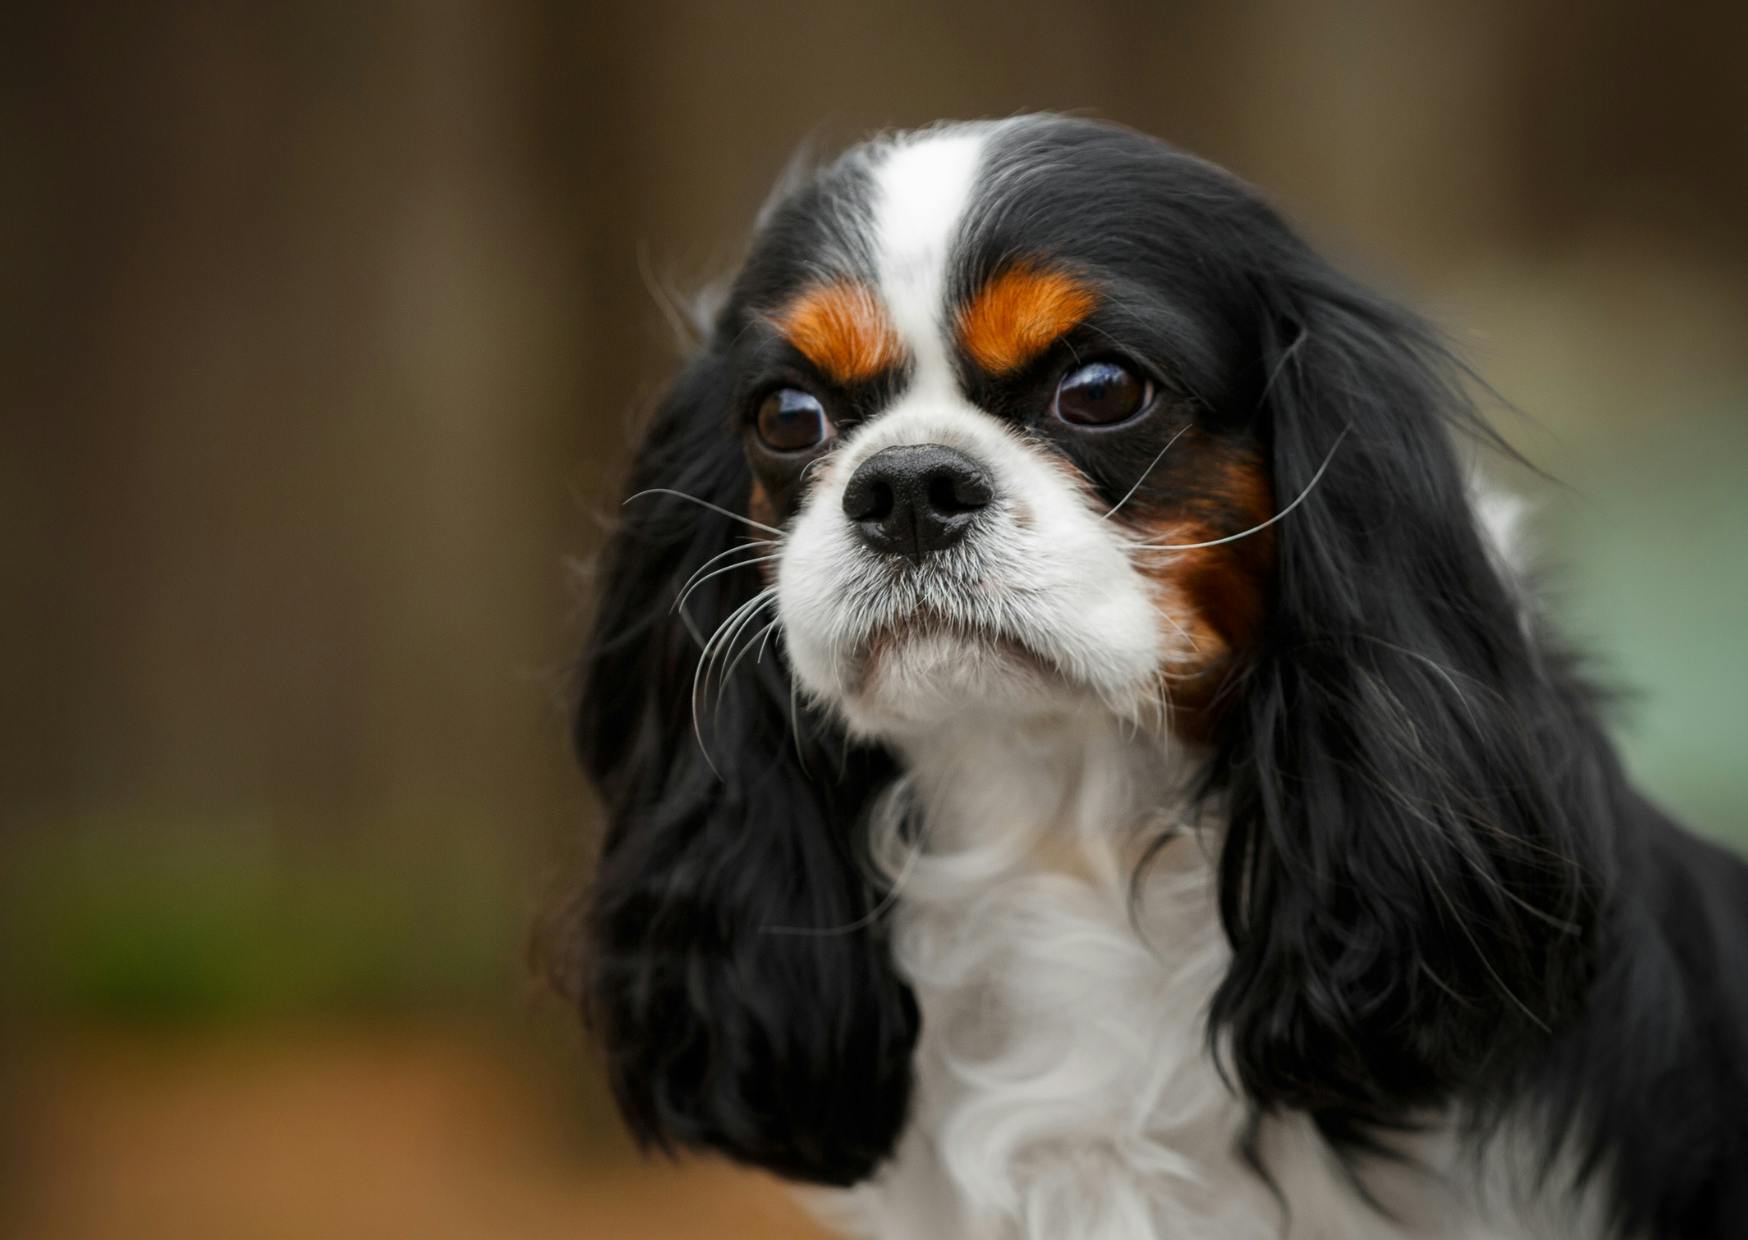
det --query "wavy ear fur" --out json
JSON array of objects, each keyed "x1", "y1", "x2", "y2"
[
  {"x1": 560, "y1": 352, "x2": 916, "y2": 1187},
  {"x1": 1205, "y1": 263, "x2": 1610, "y2": 1135}
]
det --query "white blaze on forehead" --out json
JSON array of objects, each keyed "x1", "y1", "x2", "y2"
[{"x1": 868, "y1": 128, "x2": 993, "y2": 392}]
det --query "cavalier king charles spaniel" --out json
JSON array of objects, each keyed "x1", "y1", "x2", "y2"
[{"x1": 556, "y1": 116, "x2": 1748, "y2": 1238}]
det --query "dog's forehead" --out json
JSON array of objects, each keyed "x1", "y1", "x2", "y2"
[
  {"x1": 744, "y1": 120, "x2": 1118, "y2": 392},
  {"x1": 863, "y1": 126, "x2": 993, "y2": 389},
  {"x1": 733, "y1": 125, "x2": 995, "y2": 382}
]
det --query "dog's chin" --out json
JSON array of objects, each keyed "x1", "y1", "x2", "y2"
[{"x1": 803, "y1": 623, "x2": 1091, "y2": 739}]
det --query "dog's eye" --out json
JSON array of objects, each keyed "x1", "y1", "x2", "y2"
[
  {"x1": 756, "y1": 387, "x2": 834, "y2": 452},
  {"x1": 1054, "y1": 360, "x2": 1151, "y2": 427}
]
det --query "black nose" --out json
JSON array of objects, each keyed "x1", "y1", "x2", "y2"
[{"x1": 842, "y1": 444, "x2": 994, "y2": 560}]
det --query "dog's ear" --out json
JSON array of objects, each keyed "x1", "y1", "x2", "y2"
[
  {"x1": 1205, "y1": 265, "x2": 1606, "y2": 1130},
  {"x1": 555, "y1": 351, "x2": 916, "y2": 1187}
]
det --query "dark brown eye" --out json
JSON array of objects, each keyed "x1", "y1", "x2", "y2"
[
  {"x1": 1054, "y1": 360, "x2": 1151, "y2": 427},
  {"x1": 755, "y1": 387, "x2": 834, "y2": 452}
]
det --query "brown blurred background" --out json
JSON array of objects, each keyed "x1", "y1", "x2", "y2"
[{"x1": 3, "y1": 3, "x2": 1746, "y2": 1237}]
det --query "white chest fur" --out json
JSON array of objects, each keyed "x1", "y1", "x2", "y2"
[{"x1": 812, "y1": 715, "x2": 1600, "y2": 1240}]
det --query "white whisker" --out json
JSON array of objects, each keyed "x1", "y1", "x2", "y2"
[
  {"x1": 755, "y1": 617, "x2": 781, "y2": 664},
  {"x1": 690, "y1": 584, "x2": 780, "y2": 773},
  {"x1": 788, "y1": 674, "x2": 809, "y2": 773},
  {"x1": 1131, "y1": 425, "x2": 1353, "y2": 551},
  {"x1": 704, "y1": 590, "x2": 779, "y2": 712},
  {"x1": 688, "y1": 641, "x2": 722, "y2": 778},
  {"x1": 715, "y1": 612, "x2": 782, "y2": 716},
  {"x1": 626, "y1": 488, "x2": 785, "y2": 536},
  {"x1": 1102, "y1": 425, "x2": 1190, "y2": 520},
  {"x1": 676, "y1": 554, "x2": 782, "y2": 616},
  {"x1": 673, "y1": 538, "x2": 779, "y2": 612}
]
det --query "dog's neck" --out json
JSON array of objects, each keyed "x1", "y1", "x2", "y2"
[
  {"x1": 888, "y1": 708, "x2": 1193, "y2": 890},
  {"x1": 833, "y1": 708, "x2": 1246, "y2": 1240}
]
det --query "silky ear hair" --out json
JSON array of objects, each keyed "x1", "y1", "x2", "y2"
[
  {"x1": 559, "y1": 351, "x2": 917, "y2": 1187},
  {"x1": 1202, "y1": 261, "x2": 1609, "y2": 1137}
]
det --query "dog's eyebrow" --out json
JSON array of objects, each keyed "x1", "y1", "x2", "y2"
[
  {"x1": 768, "y1": 282, "x2": 905, "y2": 385},
  {"x1": 957, "y1": 263, "x2": 1097, "y2": 376}
]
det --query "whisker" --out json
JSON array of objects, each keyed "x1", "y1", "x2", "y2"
[
  {"x1": 1152, "y1": 603, "x2": 1201, "y2": 654},
  {"x1": 1102, "y1": 425, "x2": 1190, "y2": 520},
  {"x1": 689, "y1": 643, "x2": 722, "y2": 778},
  {"x1": 673, "y1": 538, "x2": 779, "y2": 611},
  {"x1": 716, "y1": 616, "x2": 782, "y2": 713},
  {"x1": 702, "y1": 587, "x2": 777, "y2": 679},
  {"x1": 711, "y1": 600, "x2": 778, "y2": 712},
  {"x1": 675, "y1": 606, "x2": 709, "y2": 651},
  {"x1": 690, "y1": 585, "x2": 779, "y2": 773},
  {"x1": 755, "y1": 617, "x2": 781, "y2": 664},
  {"x1": 703, "y1": 590, "x2": 778, "y2": 710},
  {"x1": 625, "y1": 488, "x2": 785, "y2": 537},
  {"x1": 1131, "y1": 425, "x2": 1353, "y2": 551},
  {"x1": 788, "y1": 674, "x2": 809, "y2": 773},
  {"x1": 676, "y1": 554, "x2": 782, "y2": 616}
]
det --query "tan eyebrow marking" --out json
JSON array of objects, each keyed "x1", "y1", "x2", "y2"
[
  {"x1": 769, "y1": 282, "x2": 904, "y2": 385},
  {"x1": 957, "y1": 263, "x2": 1097, "y2": 375}
]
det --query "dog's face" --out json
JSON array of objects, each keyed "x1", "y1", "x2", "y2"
[{"x1": 719, "y1": 120, "x2": 1277, "y2": 739}]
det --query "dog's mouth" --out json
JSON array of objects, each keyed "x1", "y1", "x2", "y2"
[
  {"x1": 778, "y1": 536, "x2": 1135, "y2": 729},
  {"x1": 866, "y1": 615, "x2": 1044, "y2": 660},
  {"x1": 845, "y1": 607, "x2": 1061, "y2": 695}
]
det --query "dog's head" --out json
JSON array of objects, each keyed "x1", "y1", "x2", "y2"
[
  {"x1": 560, "y1": 117, "x2": 1602, "y2": 1184},
  {"x1": 749, "y1": 120, "x2": 1286, "y2": 740}
]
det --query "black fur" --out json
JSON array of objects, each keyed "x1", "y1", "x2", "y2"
[
  {"x1": 563, "y1": 351, "x2": 915, "y2": 1187},
  {"x1": 1205, "y1": 264, "x2": 1609, "y2": 1120},
  {"x1": 559, "y1": 115, "x2": 1748, "y2": 1232}
]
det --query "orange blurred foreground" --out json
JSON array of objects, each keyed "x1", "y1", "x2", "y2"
[{"x1": 3, "y1": 1029, "x2": 828, "y2": 1240}]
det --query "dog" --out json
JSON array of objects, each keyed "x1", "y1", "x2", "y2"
[{"x1": 556, "y1": 116, "x2": 1748, "y2": 1238}]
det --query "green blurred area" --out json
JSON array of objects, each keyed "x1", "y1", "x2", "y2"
[
  {"x1": 1538, "y1": 412, "x2": 1748, "y2": 838},
  {"x1": 2, "y1": 814, "x2": 525, "y2": 1024}
]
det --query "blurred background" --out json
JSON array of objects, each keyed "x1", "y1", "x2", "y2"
[{"x1": 3, "y1": 3, "x2": 1745, "y2": 1237}]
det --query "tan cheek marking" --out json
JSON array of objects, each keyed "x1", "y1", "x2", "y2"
[
  {"x1": 770, "y1": 282, "x2": 903, "y2": 385},
  {"x1": 748, "y1": 479, "x2": 777, "y2": 531},
  {"x1": 1129, "y1": 449, "x2": 1275, "y2": 733},
  {"x1": 748, "y1": 480, "x2": 782, "y2": 585},
  {"x1": 957, "y1": 264, "x2": 1097, "y2": 375}
]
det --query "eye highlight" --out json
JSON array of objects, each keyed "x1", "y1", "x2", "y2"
[
  {"x1": 755, "y1": 387, "x2": 834, "y2": 453},
  {"x1": 1053, "y1": 360, "x2": 1152, "y2": 427}
]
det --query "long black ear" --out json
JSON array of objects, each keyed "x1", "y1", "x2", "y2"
[
  {"x1": 556, "y1": 351, "x2": 916, "y2": 1186},
  {"x1": 1205, "y1": 262, "x2": 1609, "y2": 1135}
]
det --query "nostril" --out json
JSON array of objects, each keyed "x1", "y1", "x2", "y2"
[
  {"x1": 925, "y1": 467, "x2": 992, "y2": 516},
  {"x1": 926, "y1": 472, "x2": 964, "y2": 515},
  {"x1": 843, "y1": 473, "x2": 895, "y2": 523}
]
